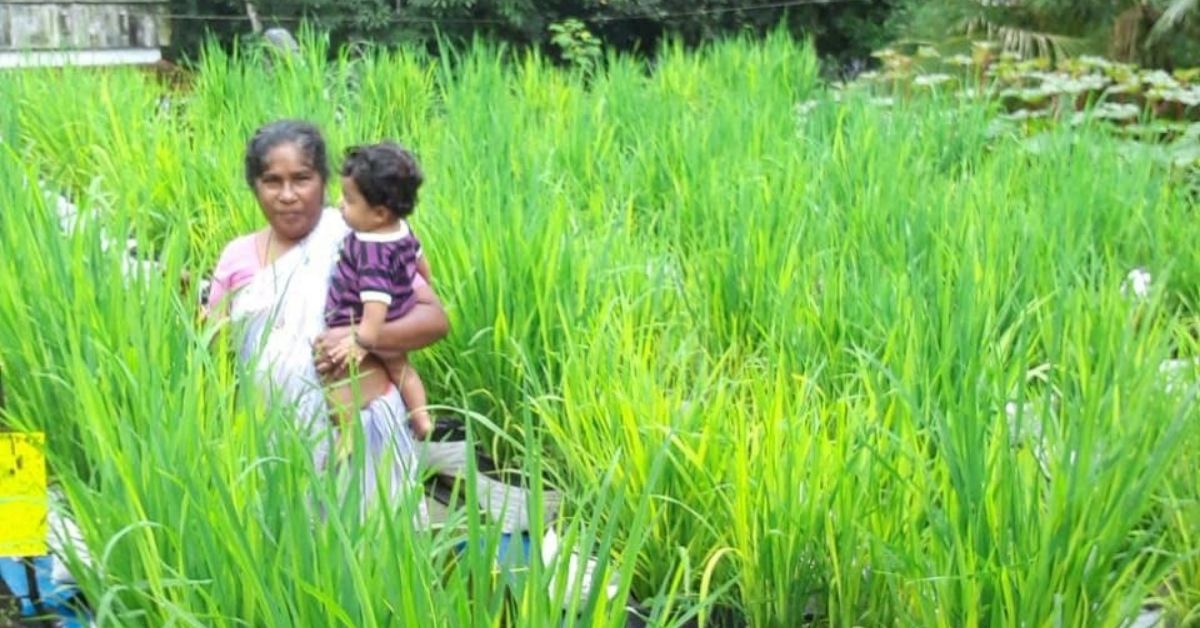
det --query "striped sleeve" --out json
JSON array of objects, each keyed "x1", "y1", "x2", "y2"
[{"x1": 357, "y1": 240, "x2": 398, "y2": 305}]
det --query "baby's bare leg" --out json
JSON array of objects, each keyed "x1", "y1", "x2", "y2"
[{"x1": 382, "y1": 353, "x2": 431, "y2": 439}]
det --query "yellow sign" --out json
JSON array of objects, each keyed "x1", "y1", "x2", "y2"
[{"x1": 0, "y1": 432, "x2": 47, "y2": 557}]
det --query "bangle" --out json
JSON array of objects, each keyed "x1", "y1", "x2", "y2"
[{"x1": 353, "y1": 329, "x2": 373, "y2": 351}]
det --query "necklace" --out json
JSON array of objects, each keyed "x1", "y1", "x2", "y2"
[
  {"x1": 262, "y1": 227, "x2": 316, "y2": 332},
  {"x1": 260, "y1": 229, "x2": 288, "y2": 331}
]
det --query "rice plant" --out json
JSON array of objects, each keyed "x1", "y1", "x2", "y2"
[{"x1": 1, "y1": 28, "x2": 1199, "y2": 626}]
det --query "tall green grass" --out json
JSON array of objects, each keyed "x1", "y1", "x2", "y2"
[{"x1": 2, "y1": 29, "x2": 1199, "y2": 626}]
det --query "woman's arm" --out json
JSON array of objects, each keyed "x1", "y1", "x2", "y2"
[
  {"x1": 373, "y1": 283, "x2": 449, "y2": 352},
  {"x1": 314, "y1": 283, "x2": 449, "y2": 374}
]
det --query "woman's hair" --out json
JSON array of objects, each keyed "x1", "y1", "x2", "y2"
[
  {"x1": 340, "y1": 142, "x2": 423, "y2": 218},
  {"x1": 244, "y1": 120, "x2": 330, "y2": 187}
]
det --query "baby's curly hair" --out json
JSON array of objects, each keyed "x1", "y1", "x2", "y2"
[{"x1": 340, "y1": 141, "x2": 423, "y2": 218}]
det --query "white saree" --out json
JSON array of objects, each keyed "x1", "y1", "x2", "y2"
[{"x1": 227, "y1": 209, "x2": 422, "y2": 515}]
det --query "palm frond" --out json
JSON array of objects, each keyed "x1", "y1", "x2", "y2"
[
  {"x1": 897, "y1": 0, "x2": 1107, "y2": 60},
  {"x1": 1149, "y1": 0, "x2": 1198, "y2": 42},
  {"x1": 963, "y1": 16, "x2": 1086, "y2": 59}
]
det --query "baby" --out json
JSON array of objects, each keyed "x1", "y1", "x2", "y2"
[{"x1": 324, "y1": 141, "x2": 433, "y2": 440}]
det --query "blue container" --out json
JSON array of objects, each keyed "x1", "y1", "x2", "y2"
[
  {"x1": 0, "y1": 555, "x2": 90, "y2": 627},
  {"x1": 454, "y1": 532, "x2": 535, "y2": 579}
]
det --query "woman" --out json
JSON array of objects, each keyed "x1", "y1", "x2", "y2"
[{"x1": 206, "y1": 119, "x2": 448, "y2": 511}]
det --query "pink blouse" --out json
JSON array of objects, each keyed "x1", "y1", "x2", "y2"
[{"x1": 206, "y1": 233, "x2": 262, "y2": 312}]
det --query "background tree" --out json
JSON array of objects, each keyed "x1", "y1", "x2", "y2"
[
  {"x1": 166, "y1": 0, "x2": 901, "y2": 68},
  {"x1": 890, "y1": 0, "x2": 1200, "y2": 67}
]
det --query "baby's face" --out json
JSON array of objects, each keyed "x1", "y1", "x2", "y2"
[{"x1": 339, "y1": 176, "x2": 383, "y2": 232}]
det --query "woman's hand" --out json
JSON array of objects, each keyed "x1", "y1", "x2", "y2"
[
  {"x1": 314, "y1": 284, "x2": 448, "y2": 375},
  {"x1": 314, "y1": 327, "x2": 346, "y2": 376},
  {"x1": 314, "y1": 327, "x2": 350, "y2": 376}
]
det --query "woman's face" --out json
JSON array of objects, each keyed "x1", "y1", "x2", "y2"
[{"x1": 253, "y1": 142, "x2": 325, "y2": 242}]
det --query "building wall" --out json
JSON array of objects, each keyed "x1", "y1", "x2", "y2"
[
  {"x1": 0, "y1": 2, "x2": 169, "y2": 67},
  {"x1": 0, "y1": 2, "x2": 169, "y2": 51}
]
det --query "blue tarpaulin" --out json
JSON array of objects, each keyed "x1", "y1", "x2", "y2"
[{"x1": 0, "y1": 555, "x2": 89, "y2": 626}]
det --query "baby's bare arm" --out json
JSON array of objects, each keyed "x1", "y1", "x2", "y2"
[
  {"x1": 315, "y1": 284, "x2": 449, "y2": 373},
  {"x1": 354, "y1": 301, "x2": 390, "y2": 349},
  {"x1": 325, "y1": 300, "x2": 390, "y2": 368}
]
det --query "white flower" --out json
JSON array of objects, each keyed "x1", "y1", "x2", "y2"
[
  {"x1": 1162, "y1": 87, "x2": 1200, "y2": 107},
  {"x1": 1029, "y1": 72, "x2": 1108, "y2": 95},
  {"x1": 55, "y1": 194, "x2": 79, "y2": 233},
  {"x1": 913, "y1": 73, "x2": 953, "y2": 87},
  {"x1": 1159, "y1": 358, "x2": 1200, "y2": 394},
  {"x1": 1105, "y1": 82, "x2": 1140, "y2": 95},
  {"x1": 1079, "y1": 55, "x2": 1114, "y2": 70},
  {"x1": 1094, "y1": 102, "x2": 1137, "y2": 121},
  {"x1": 794, "y1": 99, "x2": 819, "y2": 117},
  {"x1": 1081, "y1": 102, "x2": 1142, "y2": 122},
  {"x1": 985, "y1": 119, "x2": 1012, "y2": 139},
  {"x1": 1143, "y1": 70, "x2": 1180, "y2": 89},
  {"x1": 1121, "y1": 267, "x2": 1152, "y2": 299},
  {"x1": 1002, "y1": 108, "x2": 1048, "y2": 121}
]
